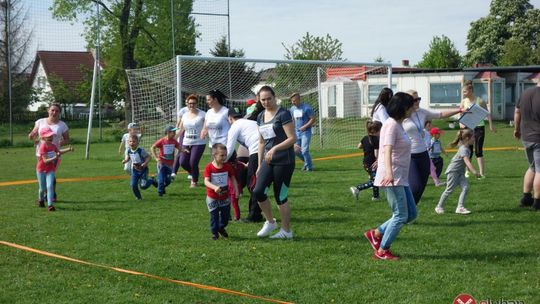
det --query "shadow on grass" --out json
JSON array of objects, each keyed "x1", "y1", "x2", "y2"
[
  {"x1": 297, "y1": 205, "x2": 350, "y2": 212},
  {"x1": 59, "y1": 199, "x2": 127, "y2": 204},
  {"x1": 294, "y1": 216, "x2": 352, "y2": 224},
  {"x1": 407, "y1": 250, "x2": 534, "y2": 261}
]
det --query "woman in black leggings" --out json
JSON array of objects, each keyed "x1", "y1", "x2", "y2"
[{"x1": 252, "y1": 86, "x2": 297, "y2": 239}]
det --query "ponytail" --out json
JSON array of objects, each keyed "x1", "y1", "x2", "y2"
[{"x1": 449, "y1": 129, "x2": 473, "y2": 148}]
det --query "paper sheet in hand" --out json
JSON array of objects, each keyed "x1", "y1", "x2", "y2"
[{"x1": 458, "y1": 103, "x2": 489, "y2": 129}]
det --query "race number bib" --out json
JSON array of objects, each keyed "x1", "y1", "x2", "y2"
[
  {"x1": 130, "y1": 152, "x2": 142, "y2": 164},
  {"x1": 293, "y1": 109, "x2": 303, "y2": 119},
  {"x1": 210, "y1": 171, "x2": 228, "y2": 187},
  {"x1": 163, "y1": 144, "x2": 175, "y2": 159},
  {"x1": 259, "y1": 124, "x2": 276, "y2": 140},
  {"x1": 46, "y1": 151, "x2": 56, "y2": 159}
]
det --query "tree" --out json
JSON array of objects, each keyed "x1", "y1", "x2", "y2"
[
  {"x1": 0, "y1": 0, "x2": 34, "y2": 121},
  {"x1": 51, "y1": 0, "x2": 198, "y2": 121},
  {"x1": 465, "y1": 0, "x2": 540, "y2": 66},
  {"x1": 498, "y1": 38, "x2": 534, "y2": 66},
  {"x1": 272, "y1": 32, "x2": 345, "y2": 98},
  {"x1": 181, "y1": 36, "x2": 259, "y2": 99},
  {"x1": 416, "y1": 35, "x2": 462, "y2": 68},
  {"x1": 283, "y1": 32, "x2": 344, "y2": 61}
]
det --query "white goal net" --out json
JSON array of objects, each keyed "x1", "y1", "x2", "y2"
[{"x1": 126, "y1": 56, "x2": 392, "y2": 149}]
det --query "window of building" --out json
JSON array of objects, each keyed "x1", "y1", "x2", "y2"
[
  {"x1": 37, "y1": 76, "x2": 47, "y2": 88},
  {"x1": 429, "y1": 83, "x2": 461, "y2": 104},
  {"x1": 367, "y1": 84, "x2": 396, "y2": 104}
]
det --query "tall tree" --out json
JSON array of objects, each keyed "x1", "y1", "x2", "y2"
[
  {"x1": 0, "y1": 0, "x2": 34, "y2": 121},
  {"x1": 51, "y1": 0, "x2": 198, "y2": 120},
  {"x1": 416, "y1": 35, "x2": 462, "y2": 68},
  {"x1": 465, "y1": 0, "x2": 540, "y2": 66},
  {"x1": 272, "y1": 32, "x2": 345, "y2": 98}
]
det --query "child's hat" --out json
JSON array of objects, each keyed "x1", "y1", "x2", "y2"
[
  {"x1": 127, "y1": 122, "x2": 139, "y2": 129},
  {"x1": 429, "y1": 127, "x2": 444, "y2": 136},
  {"x1": 246, "y1": 99, "x2": 257, "y2": 106},
  {"x1": 39, "y1": 126, "x2": 55, "y2": 138},
  {"x1": 164, "y1": 125, "x2": 177, "y2": 133}
]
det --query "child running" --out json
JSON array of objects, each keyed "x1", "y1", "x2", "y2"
[
  {"x1": 350, "y1": 120, "x2": 382, "y2": 201},
  {"x1": 151, "y1": 126, "x2": 181, "y2": 196},
  {"x1": 435, "y1": 129, "x2": 480, "y2": 215},
  {"x1": 119, "y1": 122, "x2": 142, "y2": 174},
  {"x1": 203, "y1": 143, "x2": 239, "y2": 240},
  {"x1": 36, "y1": 126, "x2": 74, "y2": 211},
  {"x1": 122, "y1": 134, "x2": 156, "y2": 200}
]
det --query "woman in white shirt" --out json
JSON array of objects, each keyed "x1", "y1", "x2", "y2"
[
  {"x1": 371, "y1": 88, "x2": 393, "y2": 123},
  {"x1": 201, "y1": 89, "x2": 230, "y2": 148},
  {"x1": 176, "y1": 94, "x2": 206, "y2": 187},
  {"x1": 404, "y1": 90, "x2": 462, "y2": 205}
]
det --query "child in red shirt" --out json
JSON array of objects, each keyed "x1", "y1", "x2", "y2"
[
  {"x1": 151, "y1": 126, "x2": 181, "y2": 196},
  {"x1": 36, "y1": 126, "x2": 74, "y2": 211},
  {"x1": 204, "y1": 143, "x2": 239, "y2": 240}
]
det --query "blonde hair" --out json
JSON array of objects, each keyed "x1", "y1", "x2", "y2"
[
  {"x1": 449, "y1": 129, "x2": 474, "y2": 148},
  {"x1": 212, "y1": 143, "x2": 227, "y2": 155}
]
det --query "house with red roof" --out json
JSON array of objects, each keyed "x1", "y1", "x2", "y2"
[{"x1": 29, "y1": 50, "x2": 101, "y2": 112}]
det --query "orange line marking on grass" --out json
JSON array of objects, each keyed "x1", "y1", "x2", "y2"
[
  {"x1": 0, "y1": 241, "x2": 294, "y2": 304},
  {"x1": 0, "y1": 146, "x2": 523, "y2": 187}
]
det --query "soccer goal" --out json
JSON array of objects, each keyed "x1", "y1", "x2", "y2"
[{"x1": 126, "y1": 56, "x2": 392, "y2": 149}]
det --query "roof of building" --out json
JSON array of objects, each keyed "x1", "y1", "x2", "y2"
[{"x1": 30, "y1": 51, "x2": 100, "y2": 90}]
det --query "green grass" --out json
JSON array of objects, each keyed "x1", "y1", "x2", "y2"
[{"x1": 1, "y1": 123, "x2": 539, "y2": 303}]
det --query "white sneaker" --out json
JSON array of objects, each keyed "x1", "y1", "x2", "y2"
[
  {"x1": 170, "y1": 174, "x2": 175, "y2": 182},
  {"x1": 269, "y1": 228, "x2": 293, "y2": 239},
  {"x1": 465, "y1": 171, "x2": 470, "y2": 178},
  {"x1": 455, "y1": 207, "x2": 471, "y2": 215},
  {"x1": 350, "y1": 187, "x2": 359, "y2": 200},
  {"x1": 187, "y1": 175, "x2": 193, "y2": 180},
  {"x1": 257, "y1": 219, "x2": 277, "y2": 237},
  {"x1": 435, "y1": 207, "x2": 445, "y2": 214},
  {"x1": 435, "y1": 181, "x2": 446, "y2": 187}
]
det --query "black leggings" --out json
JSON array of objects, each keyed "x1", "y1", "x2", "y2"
[
  {"x1": 253, "y1": 161, "x2": 295, "y2": 205},
  {"x1": 468, "y1": 126, "x2": 485, "y2": 158}
]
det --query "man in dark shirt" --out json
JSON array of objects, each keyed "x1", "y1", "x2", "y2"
[{"x1": 514, "y1": 80, "x2": 540, "y2": 210}]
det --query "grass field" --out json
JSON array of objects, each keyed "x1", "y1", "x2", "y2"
[{"x1": 1, "y1": 122, "x2": 539, "y2": 303}]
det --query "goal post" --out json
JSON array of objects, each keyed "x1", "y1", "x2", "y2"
[{"x1": 126, "y1": 55, "x2": 392, "y2": 149}]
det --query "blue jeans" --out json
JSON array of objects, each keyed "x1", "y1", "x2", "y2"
[
  {"x1": 157, "y1": 163, "x2": 172, "y2": 195},
  {"x1": 37, "y1": 171, "x2": 55, "y2": 206},
  {"x1": 295, "y1": 131, "x2": 313, "y2": 170},
  {"x1": 209, "y1": 203, "x2": 231, "y2": 234},
  {"x1": 378, "y1": 186, "x2": 417, "y2": 250},
  {"x1": 130, "y1": 167, "x2": 155, "y2": 199}
]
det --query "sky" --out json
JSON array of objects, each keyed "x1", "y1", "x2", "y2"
[{"x1": 25, "y1": 0, "x2": 540, "y2": 67}]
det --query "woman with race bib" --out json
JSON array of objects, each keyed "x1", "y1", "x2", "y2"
[
  {"x1": 253, "y1": 86, "x2": 297, "y2": 239},
  {"x1": 201, "y1": 90, "x2": 230, "y2": 150},
  {"x1": 176, "y1": 94, "x2": 206, "y2": 187}
]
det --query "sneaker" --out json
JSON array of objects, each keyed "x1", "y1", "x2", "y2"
[
  {"x1": 350, "y1": 187, "x2": 360, "y2": 200},
  {"x1": 373, "y1": 249, "x2": 400, "y2": 260},
  {"x1": 477, "y1": 174, "x2": 486, "y2": 180},
  {"x1": 48, "y1": 205, "x2": 56, "y2": 212},
  {"x1": 363, "y1": 229, "x2": 381, "y2": 251},
  {"x1": 269, "y1": 228, "x2": 293, "y2": 239},
  {"x1": 371, "y1": 196, "x2": 380, "y2": 202},
  {"x1": 37, "y1": 200, "x2": 45, "y2": 208},
  {"x1": 170, "y1": 173, "x2": 176, "y2": 180},
  {"x1": 211, "y1": 233, "x2": 219, "y2": 240},
  {"x1": 465, "y1": 171, "x2": 470, "y2": 178},
  {"x1": 218, "y1": 228, "x2": 229, "y2": 238},
  {"x1": 257, "y1": 219, "x2": 277, "y2": 237},
  {"x1": 520, "y1": 195, "x2": 533, "y2": 207},
  {"x1": 435, "y1": 181, "x2": 446, "y2": 187},
  {"x1": 190, "y1": 181, "x2": 198, "y2": 188},
  {"x1": 435, "y1": 207, "x2": 445, "y2": 214},
  {"x1": 532, "y1": 200, "x2": 540, "y2": 211},
  {"x1": 455, "y1": 207, "x2": 471, "y2": 215},
  {"x1": 187, "y1": 175, "x2": 192, "y2": 180}
]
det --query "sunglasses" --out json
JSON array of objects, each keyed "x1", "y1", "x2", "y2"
[{"x1": 414, "y1": 97, "x2": 422, "y2": 102}]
